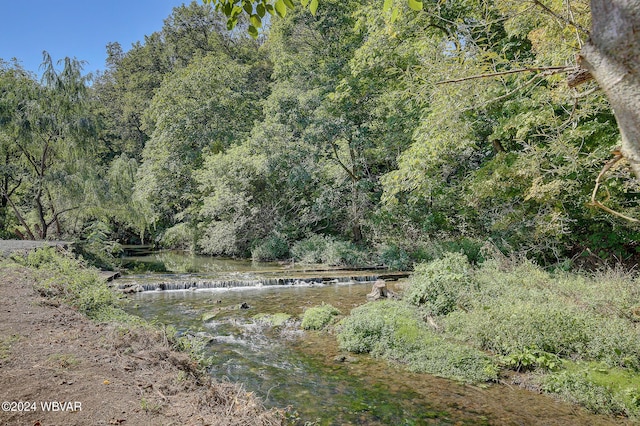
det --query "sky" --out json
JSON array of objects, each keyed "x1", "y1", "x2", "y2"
[{"x1": 0, "y1": 0, "x2": 191, "y2": 78}]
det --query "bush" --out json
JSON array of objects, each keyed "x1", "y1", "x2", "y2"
[
  {"x1": 292, "y1": 234, "x2": 367, "y2": 266},
  {"x1": 405, "y1": 252, "x2": 476, "y2": 315},
  {"x1": 251, "y1": 234, "x2": 290, "y2": 261},
  {"x1": 378, "y1": 244, "x2": 412, "y2": 271},
  {"x1": 291, "y1": 235, "x2": 327, "y2": 264},
  {"x1": 337, "y1": 300, "x2": 498, "y2": 383},
  {"x1": 301, "y1": 303, "x2": 340, "y2": 330},
  {"x1": 160, "y1": 222, "x2": 195, "y2": 251}
]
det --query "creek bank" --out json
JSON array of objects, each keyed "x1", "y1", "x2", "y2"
[{"x1": 0, "y1": 254, "x2": 284, "y2": 426}]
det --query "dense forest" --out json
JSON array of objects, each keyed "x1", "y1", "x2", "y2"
[{"x1": 1, "y1": 0, "x2": 638, "y2": 268}]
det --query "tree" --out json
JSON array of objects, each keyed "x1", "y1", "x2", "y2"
[{"x1": 0, "y1": 53, "x2": 99, "y2": 240}]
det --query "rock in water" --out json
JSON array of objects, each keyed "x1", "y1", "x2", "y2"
[{"x1": 366, "y1": 280, "x2": 397, "y2": 301}]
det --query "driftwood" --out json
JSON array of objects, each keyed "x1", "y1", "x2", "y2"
[{"x1": 366, "y1": 280, "x2": 397, "y2": 301}]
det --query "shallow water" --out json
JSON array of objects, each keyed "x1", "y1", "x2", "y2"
[{"x1": 124, "y1": 276, "x2": 628, "y2": 425}]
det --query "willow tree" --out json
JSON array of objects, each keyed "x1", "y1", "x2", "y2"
[{"x1": 0, "y1": 53, "x2": 97, "y2": 240}]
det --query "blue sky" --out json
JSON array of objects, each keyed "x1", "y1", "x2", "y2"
[{"x1": 0, "y1": 0, "x2": 190, "y2": 77}]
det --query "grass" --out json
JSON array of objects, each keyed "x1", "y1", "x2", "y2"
[
  {"x1": 336, "y1": 254, "x2": 640, "y2": 418},
  {"x1": 0, "y1": 334, "x2": 20, "y2": 361},
  {"x1": 337, "y1": 300, "x2": 499, "y2": 383}
]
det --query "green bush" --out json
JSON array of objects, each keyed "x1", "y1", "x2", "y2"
[
  {"x1": 292, "y1": 234, "x2": 367, "y2": 266},
  {"x1": 337, "y1": 300, "x2": 498, "y2": 383},
  {"x1": 251, "y1": 234, "x2": 290, "y2": 261},
  {"x1": 405, "y1": 252, "x2": 476, "y2": 315},
  {"x1": 378, "y1": 244, "x2": 412, "y2": 271},
  {"x1": 301, "y1": 303, "x2": 340, "y2": 330},
  {"x1": 160, "y1": 222, "x2": 196, "y2": 251},
  {"x1": 291, "y1": 234, "x2": 328, "y2": 264}
]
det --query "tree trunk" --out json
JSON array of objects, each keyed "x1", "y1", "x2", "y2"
[{"x1": 580, "y1": 0, "x2": 640, "y2": 177}]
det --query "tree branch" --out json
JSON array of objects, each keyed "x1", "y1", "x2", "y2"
[
  {"x1": 531, "y1": 0, "x2": 590, "y2": 35},
  {"x1": 588, "y1": 152, "x2": 640, "y2": 223},
  {"x1": 436, "y1": 66, "x2": 574, "y2": 85}
]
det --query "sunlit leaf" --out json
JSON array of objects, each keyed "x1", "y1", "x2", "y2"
[
  {"x1": 250, "y1": 14, "x2": 262, "y2": 28},
  {"x1": 283, "y1": 0, "x2": 295, "y2": 9},
  {"x1": 383, "y1": 0, "x2": 393, "y2": 13},
  {"x1": 310, "y1": 0, "x2": 319, "y2": 15},
  {"x1": 300, "y1": 0, "x2": 310, "y2": 6},
  {"x1": 391, "y1": 7, "x2": 400, "y2": 22},
  {"x1": 408, "y1": 0, "x2": 423, "y2": 11},
  {"x1": 274, "y1": 0, "x2": 287, "y2": 17}
]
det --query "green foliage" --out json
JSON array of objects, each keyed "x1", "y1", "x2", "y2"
[
  {"x1": 543, "y1": 366, "x2": 639, "y2": 417},
  {"x1": 251, "y1": 234, "x2": 290, "y2": 261},
  {"x1": 22, "y1": 248, "x2": 136, "y2": 323},
  {"x1": 301, "y1": 303, "x2": 340, "y2": 330},
  {"x1": 337, "y1": 300, "x2": 498, "y2": 383},
  {"x1": 291, "y1": 234, "x2": 368, "y2": 266},
  {"x1": 159, "y1": 223, "x2": 196, "y2": 251},
  {"x1": 378, "y1": 244, "x2": 412, "y2": 271},
  {"x1": 404, "y1": 252, "x2": 476, "y2": 315}
]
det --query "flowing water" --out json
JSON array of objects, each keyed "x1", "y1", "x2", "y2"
[{"x1": 121, "y1": 251, "x2": 627, "y2": 425}]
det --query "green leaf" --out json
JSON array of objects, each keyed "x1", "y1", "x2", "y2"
[
  {"x1": 283, "y1": 0, "x2": 295, "y2": 9},
  {"x1": 256, "y1": 3, "x2": 266, "y2": 17},
  {"x1": 223, "y1": 2, "x2": 232, "y2": 16},
  {"x1": 243, "y1": 0, "x2": 252, "y2": 14},
  {"x1": 300, "y1": 0, "x2": 310, "y2": 6},
  {"x1": 274, "y1": 0, "x2": 287, "y2": 17},
  {"x1": 226, "y1": 17, "x2": 237, "y2": 30},
  {"x1": 250, "y1": 14, "x2": 262, "y2": 29},
  {"x1": 408, "y1": 0, "x2": 423, "y2": 11},
  {"x1": 390, "y1": 7, "x2": 400, "y2": 22},
  {"x1": 310, "y1": 0, "x2": 319, "y2": 15},
  {"x1": 383, "y1": 0, "x2": 393, "y2": 12},
  {"x1": 248, "y1": 25, "x2": 259, "y2": 39},
  {"x1": 265, "y1": 3, "x2": 274, "y2": 14}
]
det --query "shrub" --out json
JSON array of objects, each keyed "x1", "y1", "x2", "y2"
[
  {"x1": 251, "y1": 234, "x2": 290, "y2": 261},
  {"x1": 444, "y1": 301, "x2": 593, "y2": 358},
  {"x1": 405, "y1": 252, "x2": 476, "y2": 315},
  {"x1": 159, "y1": 222, "x2": 195, "y2": 251},
  {"x1": 291, "y1": 234, "x2": 327, "y2": 264},
  {"x1": 337, "y1": 300, "x2": 498, "y2": 383},
  {"x1": 301, "y1": 303, "x2": 340, "y2": 330},
  {"x1": 378, "y1": 244, "x2": 412, "y2": 271},
  {"x1": 292, "y1": 234, "x2": 367, "y2": 266}
]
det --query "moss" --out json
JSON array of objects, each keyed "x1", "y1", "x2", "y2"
[{"x1": 253, "y1": 312, "x2": 292, "y2": 327}]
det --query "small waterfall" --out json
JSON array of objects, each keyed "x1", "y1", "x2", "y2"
[{"x1": 119, "y1": 274, "x2": 381, "y2": 293}]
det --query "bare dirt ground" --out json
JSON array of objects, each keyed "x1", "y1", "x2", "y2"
[{"x1": 0, "y1": 265, "x2": 284, "y2": 426}]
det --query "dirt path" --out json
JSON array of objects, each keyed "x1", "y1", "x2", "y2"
[{"x1": 0, "y1": 265, "x2": 283, "y2": 426}]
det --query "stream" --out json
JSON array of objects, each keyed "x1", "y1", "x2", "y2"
[{"x1": 120, "y1": 251, "x2": 626, "y2": 425}]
